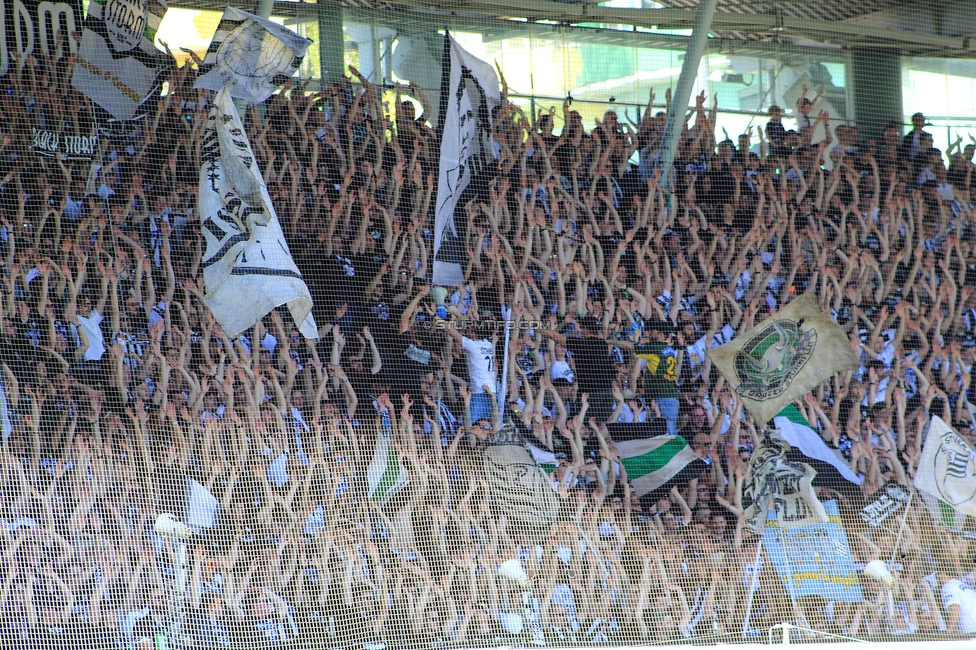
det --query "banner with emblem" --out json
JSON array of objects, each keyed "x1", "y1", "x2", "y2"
[
  {"x1": 71, "y1": 0, "x2": 170, "y2": 121},
  {"x1": 193, "y1": 6, "x2": 311, "y2": 104},
  {"x1": 916, "y1": 416, "x2": 976, "y2": 519},
  {"x1": 742, "y1": 436, "x2": 828, "y2": 534},
  {"x1": 706, "y1": 292, "x2": 859, "y2": 425},
  {"x1": 763, "y1": 500, "x2": 863, "y2": 602},
  {"x1": 198, "y1": 87, "x2": 317, "y2": 338}
]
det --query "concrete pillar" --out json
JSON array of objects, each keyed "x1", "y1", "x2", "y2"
[
  {"x1": 318, "y1": 0, "x2": 346, "y2": 83},
  {"x1": 849, "y1": 48, "x2": 903, "y2": 142},
  {"x1": 656, "y1": 0, "x2": 718, "y2": 193},
  {"x1": 256, "y1": 0, "x2": 275, "y2": 18}
]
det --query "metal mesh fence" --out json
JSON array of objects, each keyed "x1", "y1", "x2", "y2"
[{"x1": 3, "y1": 1, "x2": 976, "y2": 648}]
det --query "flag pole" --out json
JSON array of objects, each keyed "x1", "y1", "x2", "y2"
[
  {"x1": 884, "y1": 490, "x2": 914, "y2": 626},
  {"x1": 782, "y1": 546, "x2": 811, "y2": 631},
  {"x1": 571, "y1": 517, "x2": 611, "y2": 579},
  {"x1": 887, "y1": 490, "x2": 914, "y2": 567},
  {"x1": 498, "y1": 304, "x2": 512, "y2": 427},
  {"x1": 740, "y1": 536, "x2": 763, "y2": 637}
]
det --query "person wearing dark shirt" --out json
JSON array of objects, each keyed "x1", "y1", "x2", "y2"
[
  {"x1": 634, "y1": 321, "x2": 680, "y2": 434},
  {"x1": 765, "y1": 105, "x2": 788, "y2": 156},
  {"x1": 538, "y1": 316, "x2": 634, "y2": 424},
  {"x1": 899, "y1": 112, "x2": 931, "y2": 162}
]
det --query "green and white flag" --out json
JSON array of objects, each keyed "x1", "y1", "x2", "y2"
[
  {"x1": 366, "y1": 415, "x2": 408, "y2": 507},
  {"x1": 616, "y1": 435, "x2": 706, "y2": 499},
  {"x1": 773, "y1": 404, "x2": 862, "y2": 485},
  {"x1": 706, "y1": 292, "x2": 859, "y2": 425},
  {"x1": 916, "y1": 416, "x2": 976, "y2": 520}
]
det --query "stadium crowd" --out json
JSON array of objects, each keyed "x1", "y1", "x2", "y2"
[{"x1": 3, "y1": 43, "x2": 976, "y2": 650}]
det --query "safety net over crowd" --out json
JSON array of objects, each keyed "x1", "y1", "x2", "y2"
[{"x1": 4, "y1": 0, "x2": 976, "y2": 648}]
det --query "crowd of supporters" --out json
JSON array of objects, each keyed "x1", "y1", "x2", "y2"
[{"x1": 3, "y1": 44, "x2": 976, "y2": 649}]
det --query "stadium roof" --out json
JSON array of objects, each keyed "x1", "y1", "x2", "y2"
[{"x1": 167, "y1": 0, "x2": 976, "y2": 57}]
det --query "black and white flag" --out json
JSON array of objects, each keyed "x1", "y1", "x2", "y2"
[
  {"x1": 198, "y1": 87, "x2": 317, "y2": 338},
  {"x1": 860, "y1": 481, "x2": 911, "y2": 527},
  {"x1": 194, "y1": 6, "x2": 311, "y2": 104},
  {"x1": 742, "y1": 436, "x2": 828, "y2": 534},
  {"x1": 71, "y1": 0, "x2": 170, "y2": 120},
  {"x1": 432, "y1": 34, "x2": 500, "y2": 286}
]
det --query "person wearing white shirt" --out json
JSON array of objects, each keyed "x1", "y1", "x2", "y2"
[
  {"x1": 445, "y1": 322, "x2": 498, "y2": 424},
  {"x1": 940, "y1": 570, "x2": 976, "y2": 634}
]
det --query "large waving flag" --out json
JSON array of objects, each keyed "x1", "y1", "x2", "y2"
[
  {"x1": 915, "y1": 416, "x2": 976, "y2": 519},
  {"x1": 482, "y1": 442, "x2": 562, "y2": 527},
  {"x1": 186, "y1": 478, "x2": 220, "y2": 530},
  {"x1": 72, "y1": 0, "x2": 170, "y2": 120},
  {"x1": 763, "y1": 500, "x2": 862, "y2": 602},
  {"x1": 194, "y1": 6, "x2": 312, "y2": 103},
  {"x1": 198, "y1": 87, "x2": 316, "y2": 338},
  {"x1": 742, "y1": 436, "x2": 828, "y2": 534},
  {"x1": 706, "y1": 292, "x2": 858, "y2": 425},
  {"x1": 616, "y1": 435, "x2": 707, "y2": 499},
  {"x1": 432, "y1": 34, "x2": 500, "y2": 286},
  {"x1": 773, "y1": 404, "x2": 863, "y2": 486}
]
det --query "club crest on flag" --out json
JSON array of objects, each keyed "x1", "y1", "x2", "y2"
[
  {"x1": 217, "y1": 20, "x2": 297, "y2": 81},
  {"x1": 734, "y1": 320, "x2": 817, "y2": 402},
  {"x1": 742, "y1": 435, "x2": 828, "y2": 534},
  {"x1": 707, "y1": 292, "x2": 858, "y2": 424},
  {"x1": 922, "y1": 419, "x2": 976, "y2": 509},
  {"x1": 194, "y1": 6, "x2": 312, "y2": 104},
  {"x1": 483, "y1": 442, "x2": 561, "y2": 528}
]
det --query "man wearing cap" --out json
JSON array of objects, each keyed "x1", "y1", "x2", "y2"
[
  {"x1": 538, "y1": 316, "x2": 634, "y2": 425},
  {"x1": 634, "y1": 321, "x2": 681, "y2": 435}
]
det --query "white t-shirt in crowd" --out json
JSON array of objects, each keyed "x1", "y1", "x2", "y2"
[
  {"x1": 462, "y1": 336, "x2": 496, "y2": 394},
  {"x1": 76, "y1": 309, "x2": 106, "y2": 361},
  {"x1": 941, "y1": 578, "x2": 976, "y2": 633}
]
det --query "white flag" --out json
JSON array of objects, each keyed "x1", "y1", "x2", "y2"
[
  {"x1": 71, "y1": 0, "x2": 170, "y2": 120},
  {"x1": 185, "y1": 478, "x2": 220, "y2": 530},
  {"x1": 432, "y1": 34, "x2": 500, "y2": 286},
  {"x1": 198, "y1": 87, "x2": 317, "y2": 338},
  {"x1": 916, "y1": 416, "x2": 976, "y2": 518},
  {"x1": 743, "y1": 437, "x2": 828, "y2": 534},
  {"x1": 194, "y1": 6, "x2": 311, "y2": 104}
]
